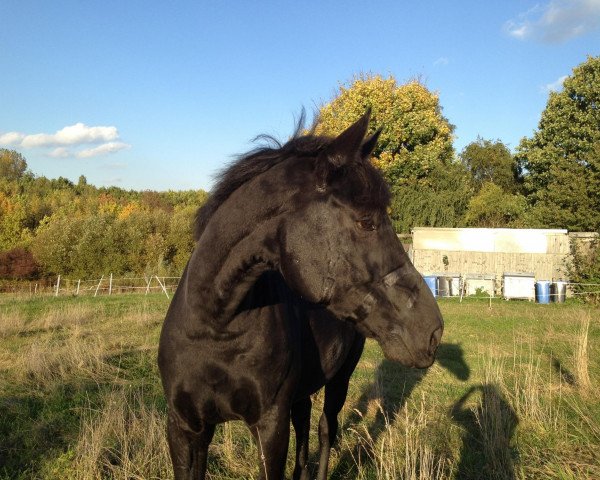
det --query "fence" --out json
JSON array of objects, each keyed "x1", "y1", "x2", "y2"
[
  {"x1": 1, "y1": 274, "x2": 598, "y2": 304},
  {"x1": 0, "y1": 275, "x2": 181, "y2": 299}
]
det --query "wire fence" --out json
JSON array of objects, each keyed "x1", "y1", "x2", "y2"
[
  {"x1": 0, "y1": 274, "x2": 181, "y2": 299},
  {"x1": 0, "y1": 274, "x2": 598, "y2": 304}
]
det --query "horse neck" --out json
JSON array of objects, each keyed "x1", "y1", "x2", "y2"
[{"x1": 185, "y1": 162, "x2": 302, "y2": 324}]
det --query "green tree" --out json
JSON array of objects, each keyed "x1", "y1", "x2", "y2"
[
  {"x1": 315, "y1": 74, "x2": 464, "y2": 232},
  {"x1": 567, "y1": 236, "x2": 600, "y2": 303},
  {"x1": 516, "y1": 55, "x2": 600, "y2": 231},
  {"x1": 460, "y1": 137, "x2": 519, "y2": 192},
  {"x1": 390, "y1": 161, "x2": 472, "y2": 233},
  {"x1": 30, "y1": 214, "x2": 84, "y2": 275},
  {"x1": 0, "y1": 149, "x2": 27, "y2": 181},
  {"x1": 0, "y1": 193, "x2": 30, "y2": 250},
  {"x1": 166, "y1": 204, "x2": 198, "y2": 273},
  {"x1": 464, "y1": 182, "x2": 528, "y2": 228}
]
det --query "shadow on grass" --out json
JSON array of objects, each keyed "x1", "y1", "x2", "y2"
[
  {"x1": 450, "y1": 384, "x2": 518, "y2": 480},
  {"x1": 0, "y1": 381, "x2": 99, "y2": 478},
  {"x1": 330, "y1": 342, "x2": 470, "y2": 479},
  {"x1": 550, "y1": 355, "x2": 577, "y2": 386}
]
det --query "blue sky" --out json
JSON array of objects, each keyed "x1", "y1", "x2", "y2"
[{"x1": 1, "y1": 1, "x2": 599, "y2": 192}]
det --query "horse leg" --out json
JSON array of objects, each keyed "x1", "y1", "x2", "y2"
[
  {"x1": 252, "y1": 407, "x2": 291, "y2": 480},
  {"x1": 316, "y1": 334, "x2": 365, "y2": 479},
  {"x1": 316, "y1": 382, "x2": 345, "y2": 480},
  {"x1": 167, "y1": 412, "x2": 215, "y2": 480},
  {"x1": 291, "y1": 397, "x2": 312, "y2": 480}
]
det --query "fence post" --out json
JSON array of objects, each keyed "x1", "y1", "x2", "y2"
[
  {"x1": 145, "y1": 276, "x2": 152, "y2": 295},
  {"x1": 109, "y1": 273, "x2": 113, "y2": 295},
  {"x1": 55, "y1": 275, "x2": 61, "y2": 297},
  {"x1": 76, "y1": 279, "x2": 81, "y2": 296},
  {"x1": 94, "y1": 276, "x2": 104, "y2": 297},
  {"x1": 155, "y1": 276, "x2": 170, "y2": 299}
]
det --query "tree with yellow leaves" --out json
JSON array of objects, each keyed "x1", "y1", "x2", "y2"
[{"x1": 315, "y1": 74, "x2": 470, "y2": 232}]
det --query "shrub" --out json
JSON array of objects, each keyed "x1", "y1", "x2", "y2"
[
  {"x1": 0, "y1": 247, "x2": 40, "y2": 279},
  {"x1": 567, "y1": 235, "x2": 600, "y2": 303}
]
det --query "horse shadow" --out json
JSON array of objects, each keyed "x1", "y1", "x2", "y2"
[
  {"x1": 450, "y1": 384, "x2": 519, "y2": 480},
  {"x1": 550, "y1": 355, "x2": 576, "y2": 386},
  {"x1": 330, "y1": 342, "x2": 470, "y2": 478}
]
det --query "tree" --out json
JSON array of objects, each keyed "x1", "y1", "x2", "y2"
[
  {"x1": 464, "y1": 182, "x2": 527, "y2": 228},
  {"x1": 460, "y1": 137, "x2": 520, "y2": 193},
  {"x1": 0, "y1": 149, "x2": 27, "y2": 181},
  {"x1": 0, "y1": 247, "x2": 40, "y2": 279},
  {"x1": 0, "y1": 193, "x2": 30, "y2": 251},
  {"x1": 389, "y1": 161, "x2": 472, "y2": 233},
  {"x1": 315, "y1": 75, "x2": 454, "y2": 179},
  {"x1": 30, "y1": 214, "x2": 84, "y2": 276},
  {"x1": 314, "y1": 74, "x2": 464, "y2": 232},
  {"x1": 166, "y1": 204, "x2": 198, "y2": 273},
  {"x1": 567, "y1": 235, "x2": 600, "y2": 303},
  {"x1": 516, "y1": 55, "x2": 600, "y2": 231}
]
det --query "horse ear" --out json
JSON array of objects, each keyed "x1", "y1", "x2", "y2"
[
  {"x1": 315, "y1": 109, "x2": 371, "y2": 190},
  {"x1": 361, "y1": 128, "x2": 381, "y2": 160}
]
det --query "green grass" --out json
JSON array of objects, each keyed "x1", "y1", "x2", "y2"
[{"x1": 0, "y1": 294, "x2": 598, "y2": 479}]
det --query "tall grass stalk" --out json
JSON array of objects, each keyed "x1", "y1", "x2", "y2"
[
  {"x1": 574, "y1": 311, "x2": 591, "y2": 392},
  {"x1": 509, "y1": 338, "x2": 560, "y2": 430}
]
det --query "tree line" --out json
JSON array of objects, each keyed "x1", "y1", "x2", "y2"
[
  {"x1": 314, "y1": 56, "x2": 599, "y2": 234},
  {"x1": 0, "y1": 159, "x2": 207, "y2": 280},
  {"x1": 1, "y1": 55, "x2": 598, "y2": 281}
]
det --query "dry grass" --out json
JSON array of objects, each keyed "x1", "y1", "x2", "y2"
[
  {"x1": 0, "y1": 306, "x2": 27, "y2": 337},
  {"x1": 18, "y1": 330, "x2": 116, "y2": 387},
  {"x1": 1, "y1": 296, "x2": 598, "y2": 479},
  {"x1": 574, "y1": 311, "x2": 592, "y2": 393},
  {"x1": 509, "y1": 342, "x2": 561, "y2": 430},
  {"x1": 343, "y1": 397, "x2": 449, "y2": 480},
  {"x1": 74, "y1": 388, "x2": 172, "y2": 480},
  {"x1": 0, "y1": 302, "x2": 100, "y2": 338}
]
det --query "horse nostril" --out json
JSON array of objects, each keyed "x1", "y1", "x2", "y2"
[{"x1": 429, "y1": 327, "x2": 442, "y2": 356}]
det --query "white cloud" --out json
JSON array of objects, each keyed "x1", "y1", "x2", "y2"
[
  {"x1": 48, "y1": 147, "x2": 72, "y2": 158},
  {"x1": 433, "y1": 57, "x2": 450, "y2": 67},
  {"x1": 0, "y1": 131, "x2": 25, "y2": 145},
  {"x1": 505, "y1": 0, "x2": 600, "y2": 43},
  {"x1": 20, "y1": 123, "x2": 119, "y2": 148},
  {"x1": 0, "y1": 123, "x2": 130, "y2": 159},
  {"x1": 77, "y1": 142, "x2": 130, "y2": 158},
  {"x1": 543, "y1": 75, "x2": 569, "y2": 92}
]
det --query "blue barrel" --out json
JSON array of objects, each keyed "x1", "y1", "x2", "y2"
[
  {"x1": 424, "y1": 276, "x2": 437, "y2": 297},
  {"x1": 536, "y1": 280, "x2": 551, "y2": 304}
]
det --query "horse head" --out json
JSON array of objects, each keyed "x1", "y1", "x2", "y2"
[{"x1": 278, "y1": 111, "x2": 443, "y2": 368}]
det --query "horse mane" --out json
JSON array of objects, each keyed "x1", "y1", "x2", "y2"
[
  {"x1": 194, "y1": 113, "x2": 325, "y2": 240},
  {"x1": 194, "y1": 114, "x2": 390, "y2": 241}
]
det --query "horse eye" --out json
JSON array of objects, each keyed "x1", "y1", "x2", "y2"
[{"x1": 357, "y1": 218, "x2": 376, "y2": 231}]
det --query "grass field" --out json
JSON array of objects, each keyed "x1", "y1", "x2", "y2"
[{"x1": 0, "y1": 293, "x2": 598, "y2": 479}]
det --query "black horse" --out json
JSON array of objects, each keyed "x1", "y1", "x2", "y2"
[{"x1": 158, "y1": 111, "x2": 444, "y2": 479}]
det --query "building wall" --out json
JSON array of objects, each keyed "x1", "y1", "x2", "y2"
[{"x1": 411, "y1": 228, "x2": 571, "y2": 282}]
